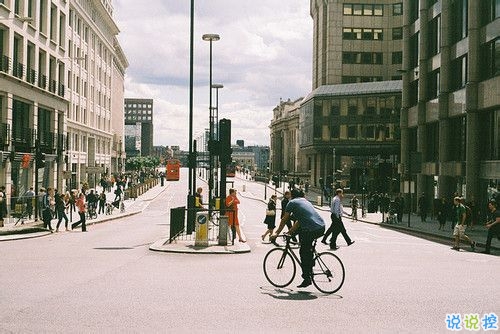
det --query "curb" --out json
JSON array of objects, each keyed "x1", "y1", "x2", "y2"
[{"x1": 149, "y1": 238, "x2": 251, "y2": 254}]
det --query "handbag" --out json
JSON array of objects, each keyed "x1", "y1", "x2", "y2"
[{"x1": 266, "y1": 209, "x2": 276, "y2": 216}]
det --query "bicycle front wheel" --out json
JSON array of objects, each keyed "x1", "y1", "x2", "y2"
[
  {"x1": 263, "y1": 248, "x2": 296, "y2": 288},
  {"x1": 312, "y1": 252, "x2": 345, "y2": 294}
]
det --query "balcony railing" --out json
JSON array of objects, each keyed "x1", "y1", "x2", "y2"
[
  {"x1": 12, "y1": 127, "x2": 35, "y2": 149},
  {"x1": 38, "y1": 130, "x2": 56, "y2": 152},
  {"x1": 26, "y1": 68, "x2": 37, "y2": 85},
  {"x1": 48, "y1": 79, "x2": 57, "y2": 93},
  {"x1": 12, "y1": 61, "x2": 24, "y2": 79},
  {"x1": 0, "y1": 55, "x2": 10, "y2": 73},
  {"x1": 58, "y1": 83, "x2": 65, "y2": 97},
  {"x1": 38, "y1": 74, "x2": 47, "y2": 90}
]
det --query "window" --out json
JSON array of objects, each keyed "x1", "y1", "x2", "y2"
[
  {"x1": 348, "y1": 99, "x2": 358, "y2": 116},
  {"x1": 343, "y1": 52, "x2": 383, "y2": 64},
  {"x1": 348, "y1": 126, "x2": 357, "y2": 139},
  {"x1": 343, "y1": 3, "x2": 383, "y2": 16},
  {"x1": 481, "y1": 38, "x2": 500, "y2": 79},
  {"x1": 450, "y1": 55, "x2": 467, "y2": 91},
  {"x1": 365, "y1": 126, "x2": 375, "y2": 139},
  {"x1": 409, "y1": 32, "x2": 419, "y2": 68},
  {"x1": 428, "y1": 70, "x2": 440, "y2": 100},
  {"x1": 343, "y1": 4, "x2": 353, "y2": 15},
  {"x1": 392, "y1": 27, "x2": 403, "y2": 40},
  {"x1": 428, "y1": 15, "x2": 441, "y2": 57},
  {"x1": 392, "y1": 52, "x2": 403, "y2": 64},
  {"x1": 393, "y1": 3, "x2": 403, "y2": 15},
  {"x1": 353, "y1": 4, "x2": 362, "y2": 15},
  {"x1": 408, "y1": 0, "x2": 419, "y2": 22},
  {"x1": 451, "y1": 0, "x2": 468, "y2": 43},
  {"x1": 481, "y1": 0, "x2": 500, "y2": 27}
]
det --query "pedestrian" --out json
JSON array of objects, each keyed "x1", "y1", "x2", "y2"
[
  {"x1": 451, "y1": 197, "x2": 476, "y2": 251},
  {"x1": 55, "y1": 193, "x2": 69, "y2": 232},
  {"x1": 322, "y1": 188, "x2": 355, "y2": 250},
  {"x1": 23, "y1": 187, "x2": 35, "y2": 219},
  {"x1": 271, "y1": 188, "x2": 325, "y2": 288},
  {"x1": 351, "y1": 195, "x2": 359, "y2": 221},
  {"x1": 418, "y1": 193, "x2": 428, "y2": 222},
  {"x1": 194, "y1": 187, "x2": 204, "y2": 209},
  {"x1": 41, "y1": 187, "x2": 55, "y2": 232},
  {"x1": 225, "y1": 188, "x2": 245, "y2": 244},
  {"x1": 394, "y1": 193, "x2": 404, "y2": 223},
  {"x1": 114, "y1": 185, "x2": 122, "y2": 202},
  {"x1": 480, "y1": 200, "x2": 500, "y2": 254},
  {"x1": 37, "y1": 188, "x2": 46, "y2": 220},
  {"x1": 71, "y1": 193, "x2": 87, "y2": 232},
  {"x1": 98, "y1": 191, "x2": 106, "y2": 215},
  {"x1": 436, "y1": 197, "x2": 447, "y2": 231},
  {"x1": 0, "y1": 192, "x2": 7, "y2": 227},
  {"x1": 261, "y1": 195, "x2": 277, "y2": 242}
]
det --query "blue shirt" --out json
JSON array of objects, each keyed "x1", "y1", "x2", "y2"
[
  {"x1": 330, "y1": 195, "x2": 342, "y2": 218},
  {"x1": 285, "y1": 198, "x2": 325, "y2": 232}
]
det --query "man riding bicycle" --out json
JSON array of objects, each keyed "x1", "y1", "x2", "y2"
[{"x1": 271, "y1": 189, "x2": 326, "y2": 288}]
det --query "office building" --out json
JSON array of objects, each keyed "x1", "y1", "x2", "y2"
[
  {"x1": 400, "y1": 0, "x2": 500, "y2": 207},
  {"x1": 124, "y1": 98, "x2": 153, "y2": 157}
]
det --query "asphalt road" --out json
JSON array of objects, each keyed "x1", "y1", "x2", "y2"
[{"x1": 0, "y1": 170, "x2": 498, "y2": 333}]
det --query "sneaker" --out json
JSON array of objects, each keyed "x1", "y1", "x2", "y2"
[
  {"x1": 347, "y1": 241, "x2": 355, "y2": 246},
  {"x1": 297, "y1": 279, "x2": 312, "y2": 288},
  {"x1": 330, "y1": 246, "x2": 339, "y2": 250},
  {"x1": 451, "y1": 246, "x2": 460, "y2": 251},
  {"x1": 321, "y1": 239, "x2": 328, "y2": 245}
]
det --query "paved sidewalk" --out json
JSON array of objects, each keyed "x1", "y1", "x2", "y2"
[{"x1": 0, "y1": 183, "x2": 167, "y2": 241}]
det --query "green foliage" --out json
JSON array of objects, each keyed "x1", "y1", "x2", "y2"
[{"x1": 125, "y1": 156, "x2": 160, "y2": 171}]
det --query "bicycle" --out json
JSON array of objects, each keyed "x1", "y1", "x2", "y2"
[{"x1": 263, "y1": 234, "x2": 345, "y2": 294}]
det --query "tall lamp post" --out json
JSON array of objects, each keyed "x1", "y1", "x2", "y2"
[
  {"x1": 212, "y1": 83, "x2": 223, "y2": 197},
  {"x1": 187, "y1": 0, "x2": 195, "y2": 233},
  {"x1": 202, "y1": 33, "x2": 220, "y2": 210}
]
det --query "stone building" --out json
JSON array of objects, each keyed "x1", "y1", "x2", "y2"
[
  {"x1": 400, "y1": 0, "x2": 500, "y2": 208},
  {"x1": 298, "y1": 0, "x2": 403, "y2": 192},
  {"x1": 0, "y1": 0, "x2": 126, "y2": 206}
]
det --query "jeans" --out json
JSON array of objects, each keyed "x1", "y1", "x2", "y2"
[
  {"x1": 299, "y1": 227, "x2": 325, "y2": 280},
  {"x1": 485, "y1": 224, "x2": 500, "y2": 253}
]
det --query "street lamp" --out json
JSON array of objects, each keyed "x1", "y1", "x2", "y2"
[
  {"x1": 202, "y1": 33, "x2": 220, "y2": 209},
  {"x1": 212, "y1": 83, "x2": 223, "y2": 197}
]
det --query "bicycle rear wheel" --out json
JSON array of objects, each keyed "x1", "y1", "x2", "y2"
[
  {"x1": 263, "y1": 248, "x2": 296, "y2": 288},
  {"x1": 312, "y1": 252, "x2": 345, "y2": 294}
]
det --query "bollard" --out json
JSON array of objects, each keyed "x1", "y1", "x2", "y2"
[
  {"x1": 195, "y1": 213, "x2": 209, "y2": 247},
  {"x1": 317, "y1": 196, "x2": 322, "y2": 206},
  {"x1": 218, "y1": 215, "x2": 228, "y2": 246},
  {"x1": 242, "y1": 184, "x2": 246, "y2": 192}
]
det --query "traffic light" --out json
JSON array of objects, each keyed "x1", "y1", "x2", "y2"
[
  {"x1": 219, "y1": 119, "x2": 232, "y2": 164},
  {"x1": 36, "y1": 150, "x2": 45, "y2": 168}
]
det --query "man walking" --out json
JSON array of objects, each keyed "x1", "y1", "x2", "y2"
[
  {"x1": 271, "y1": 189, "x2": 325, "y2": 288},
  {"x1": 481, "y1": 200, "x2": 500, "y2": 254},
  {"x1": 322, "y1": 188, "x2": 355, "y2": 250},
  {"x1": 23, "y1": 187, "x2": 35, "y2": 219},
  {"x1": 451, "y1": 197, "x2": 475, "y2": 251}
]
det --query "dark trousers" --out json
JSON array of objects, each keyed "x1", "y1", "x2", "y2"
[
  {"x1": 42, "y1": 209, "x2": 53, "y2": 230},
  {"x1": 56, "y1": 210, "x2": 69, "y2": 229},
  {"x1": 299, "y1": 227, "x2": 325, "y2": 280},
  {"x1": 324, "y1": 214, "x2": 352, "y2": 247},
  {"x1": 71, "y1": 212, "x2": 86, "y2": 231},
  {"x1": 98, "y1": 202, "x2": 105, "y2": 214},
  {"x1": 485, "y1": 224, "x2": 500, "y2": 252}
]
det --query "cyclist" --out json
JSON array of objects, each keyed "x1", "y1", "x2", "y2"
[{"x1": 271, "y1": 188, "x2": 325, "y2": 288}]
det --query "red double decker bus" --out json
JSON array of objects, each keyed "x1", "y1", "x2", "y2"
[{"x1": 166, "y1": 159, "x2": 181, "y2": 181}]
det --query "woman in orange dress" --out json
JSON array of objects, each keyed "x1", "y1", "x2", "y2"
[{"x1": 225, "y1": 188, "x2": 245, "y2": 244}]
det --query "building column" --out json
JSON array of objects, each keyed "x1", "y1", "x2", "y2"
[{"x1": 465, "y1": 0, "x2": 481, "y2": 201}]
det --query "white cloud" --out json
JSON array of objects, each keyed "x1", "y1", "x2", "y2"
[{"x1": 114, "y1": 0, "x2": 312, "y2": 149}]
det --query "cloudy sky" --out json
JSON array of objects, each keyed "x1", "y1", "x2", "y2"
[{"x1": 114, "y1": 0, "x2": 312, "y2": 150}]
